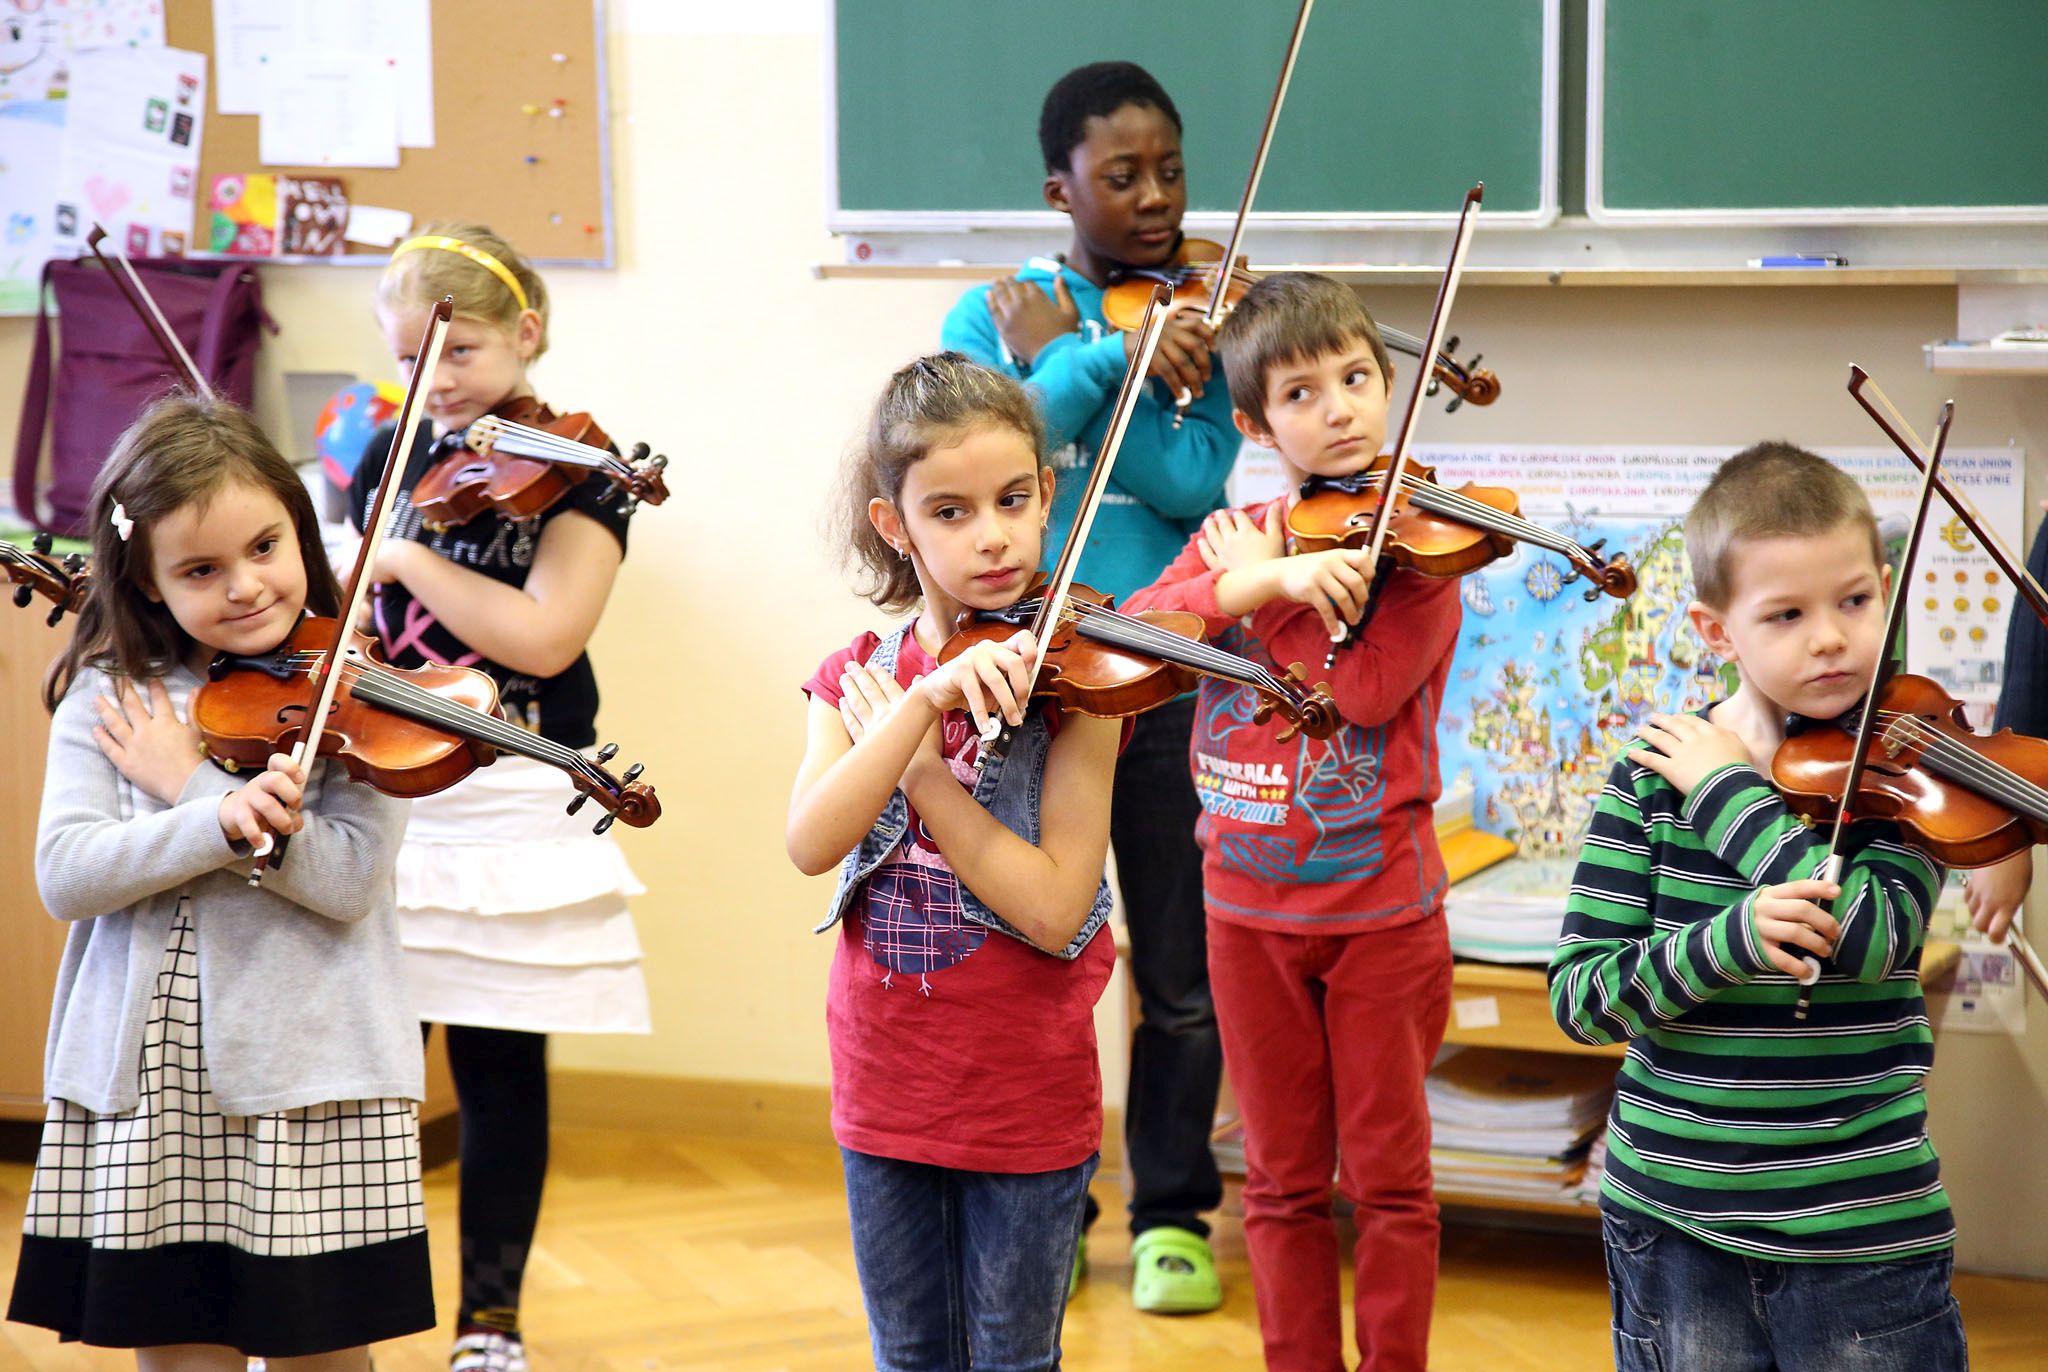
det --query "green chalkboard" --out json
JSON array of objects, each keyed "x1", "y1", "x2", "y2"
[
  {"x1": 831, "y1": 0, "x2": 1557, "y2": 224},
  {"x1": 1591, "y1": 0, "x2": 2048, "y2": 219}
]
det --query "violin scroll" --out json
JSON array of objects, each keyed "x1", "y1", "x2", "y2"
[
  {"x1": 1253, "y1": 663, "x2": 1342, "y2": 742},
  {"x1": 566, "y1": 741, "x2": 663, "y2": 832},
  {"x1": 1564, "y1": 538, "x2": 1637, "y2": 602},
  {"x1": 3, "y1": 534, "x2": 92, "y2": 627}
]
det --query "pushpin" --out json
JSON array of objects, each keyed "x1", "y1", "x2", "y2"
[
  {"x1": 550, "y1": 212, "x2": 562, "y2": 225},
  {"x1": 583, "y1": 223, "x2": 597, "y2": 234},
  {"x1": 522, "y1": 103, "x2": 541, "y2": 115},
  {"x1": 524, "y1": 154, "x2": 540, "y2": 165},
  {"x1": 551, "y1": 52, "x2": 567, "y2": 63}
]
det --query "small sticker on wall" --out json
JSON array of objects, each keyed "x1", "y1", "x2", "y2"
[{"x1": 1453, "y1": 996, "x2": 1501, "y2": 1031}]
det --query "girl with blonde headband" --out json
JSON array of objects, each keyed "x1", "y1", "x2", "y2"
[{"x1": 352, "y1": 221, "x2": 649, "y2": 1372}]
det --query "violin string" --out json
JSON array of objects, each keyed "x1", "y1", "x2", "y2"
[
  {"x1": 1008, "y1": 595, "x2": 1283, "y2": 695},
  {"x1": 260, "y1": 653, "x2": 611, "y2": 790},
  {"x1": 473, "y1": 419, "x2": 638, "y2": 478},
  {"x1": 1325, "y1": 471, "x2": 1595, "y2": 566},
  {"x1": 1875, "y1": 712, "x2": 2048, "y2": 825},
  {"x1": 1060, "y1": 601, "x2": 1293, "y2": 700}
]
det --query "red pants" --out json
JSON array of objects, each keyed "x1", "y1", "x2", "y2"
[{"x1": 1208, "y1": 913, "x2": 1452, "y2": 1372}]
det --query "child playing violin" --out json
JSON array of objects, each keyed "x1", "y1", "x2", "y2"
[
  {"x1": 1124, "y1": 273, "x2": 1461, "y2": 1372},
  {"x1": 350, "y1": 222, "x2": 647, "y2": 1372},
  {"x1": 1550, "y1": 443, "x2": 1965, "y2": 1371},
  {"x1": 786, "y1": 353, "x2": 1121, "y2": 1372},
  {"x1": 940, "y1": 58, "x2": 1234, "y2": 1312},
  {"x1": 9, "y1": 395, "x2": 430, "y2": 1361}
]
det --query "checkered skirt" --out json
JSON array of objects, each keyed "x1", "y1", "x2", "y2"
[{"x1": 5, "y1": 904, "x2": 436, "y2": 1353}]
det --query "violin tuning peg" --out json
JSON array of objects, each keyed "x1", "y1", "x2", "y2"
[
  {"x1": 630, "y1": 441, "x2": 650, "y2": 462},
  {"x1": 31, "y1": 532, "x2": 52, "y2": 554},
  {"x1": 63, "y1": 553, "x2": 85, "y2": 573},
  {"x1": 1585, "y1": 538, "x2": 1606, "y2": 555},
  {"x1": 595, "y1": 742, "x2": 619, "y2": 764},
  {"x1": 566, "y1": 794, "x2": 589, "y2": 816},
  {"x1": 12, "y1": 585, "x2": 29, "y2": 609},
  {"x1": 593, "y1": 813, "x2": 616, "y2": 836},
  {"x1": 1443, "y1": 335, "x2": 1460, "y2": 355},
  {"x1": 1583, "y1": 586, "x2": 1604, "y2": 603},
  {"x1": 47, "y1": 606, "x2": 66, "y2": 628},
  {"x1": 623, "y1": 762, "x2": 644, "y2": 784},
  {"x1": 650, "y1": 454, "x2": 668, "y2": 471},
  {"x1": 1444, "y1": 393, "x2": 1463, "y2": 414},
  {"x1": 1425, "y1": 376, "x2": 1442, "y2": 397}
]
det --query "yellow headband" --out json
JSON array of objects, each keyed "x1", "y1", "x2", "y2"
[{"x1": 390, "y1": 235, "x2": 530, "y2": 312}]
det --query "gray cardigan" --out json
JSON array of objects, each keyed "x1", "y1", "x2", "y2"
[{"x1": 37, "y1": 665, "x2": 422, "y2": 1116}]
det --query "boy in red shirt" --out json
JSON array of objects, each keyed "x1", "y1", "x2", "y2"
[{"x1": 1125, "y1": 273, "x2": 1459, "y2": 1372}]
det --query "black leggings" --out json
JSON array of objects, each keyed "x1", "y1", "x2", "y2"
[{"x1": 428, "y1": 1024, "x2": 549, "y2": 1328}]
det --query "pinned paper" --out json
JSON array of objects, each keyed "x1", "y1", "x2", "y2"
[
  {"x1": 52, "y1": 47, "x2": 207, "y2": 260},
  {"x1": 279, "y1": 175, "x2": 348, "y2": 255},
  {"x1": 344, "y1": 203, "x2": 412, "y2": 248},
  {"x1": 257, "y1": 52, "x2": 398, "y2": 168},
  {"x1": 210, "y1": 172, "x2": 278, "y2": 255},
  {"x1": 1453, "y1": 996, "x2": 1502, "y2": 1031}
]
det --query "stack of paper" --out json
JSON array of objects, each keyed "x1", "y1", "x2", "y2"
[
  {"x1": 1443, "y1": 856, "x2": 1575, "y2": 964},
  {"x1": 1428, "y1": 1048, "x2": 1614, "y2": 1204},
  {"x1": 1575, "y1": 1125, "x2": 1610, "y2": 1205}
]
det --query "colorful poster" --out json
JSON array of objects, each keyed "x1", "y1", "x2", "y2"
[
  {"x1": 1229, "y1": 442, "x2": 2023, "y2": 860},
  {"x1": 50, "y1": 44, "x2": 205, "y2": 260},
  {"x1": 278, "y1": 174, "x2": 347, "y2": 255},
  {"x1": 1, "y1": 0, "x2": 166, "y2": 104},
  {"x1": 0, "y1": 97, "x2": 64, "y2": 312},
  {"x1": 208, "y1": 170, "x2": 275, "y2": 254}
]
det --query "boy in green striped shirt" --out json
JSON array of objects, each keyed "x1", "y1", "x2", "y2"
[{"x1": 1550, "y1": 443, "x2": 1967, "y2": 1370}]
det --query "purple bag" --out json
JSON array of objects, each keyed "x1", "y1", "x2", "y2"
[{"x1": 12, "y1": 255, "x2": 276, "y2": 537}]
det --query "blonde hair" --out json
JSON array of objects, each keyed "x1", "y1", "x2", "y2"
[
  {"x1": 833, "y1": 353, "x2": 1045, "y2": 613},
  {"x1": 44, "y1": 393, "x2": 341, "y2": 711},
  {"x1": 1685, "y1": 441, "x2": 1884, "y2": 609},
  {"x1": 376, "y1": 220, "x2": 550, "y2": 358}
]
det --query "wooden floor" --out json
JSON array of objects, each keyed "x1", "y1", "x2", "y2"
[{"x1": 3, "y1": 1125, "x2": 2045, "y2": 1371}]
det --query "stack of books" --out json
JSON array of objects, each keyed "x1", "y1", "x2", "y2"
[
  {"x1": 1442, "y1": 855, "x2": 1577, "y2": 964},
  {"x1": 1427, "y1": 1047, "x2": 1615, "y2": 1205}
]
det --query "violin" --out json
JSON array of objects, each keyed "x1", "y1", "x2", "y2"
[
  {"x1": 411, "y1": 395, "x2": 671, "y2": 531},
  {"x1": 941, "y1": 578, "x2": 1340, "y2": 741},
  {"x1": 1288, "y1": 459, "x2": 1637, "y2": 600},
  {"x1": 193, "y1": 615, "x2": 660, "y2": 829},
  {"x1": 1774, "y1": 673, "x2": 2048, "y2": 872},
  {"x1": 4, "y1": 533, "x2": 91, "y2": 626},
  {"x1": 1101, "y1": 238, "x2": 1502, "y2": 413}
]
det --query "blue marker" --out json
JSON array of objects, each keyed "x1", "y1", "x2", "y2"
[{"x1": 1747, "y1": 254, "x2": 1848, "y2": 268}]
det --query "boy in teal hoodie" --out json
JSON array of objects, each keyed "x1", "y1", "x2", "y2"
[{"x1": 939, "y1": 61, "x2": 1235, "y2": 1314}]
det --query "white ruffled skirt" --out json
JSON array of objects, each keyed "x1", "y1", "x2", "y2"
[{"x1": 397, "y1": 754, "x2": 651, "y2": 1035}]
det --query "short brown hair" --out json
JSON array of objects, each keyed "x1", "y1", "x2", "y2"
[
  {"x1": 1685, "y1": 441, "x2": 1884, "y2": 609},
  {"x1": 45, "y1": 392, "x2": 342, "y2": 710},
  {"x1": 833, "y1": 352, "x2": 1045, "y2": 613},
  {"x1": 1216, "y1": 272, "x2": 1392, "y2": 431}
]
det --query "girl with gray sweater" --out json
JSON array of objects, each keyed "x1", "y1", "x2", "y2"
[{"x1": 6, "y1": 396, "x2": 433, "y2": 1366}]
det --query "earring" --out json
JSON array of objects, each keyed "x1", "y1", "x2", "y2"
[{"x1": 895, "y1": 544, "x2": 909, "y2": 561}]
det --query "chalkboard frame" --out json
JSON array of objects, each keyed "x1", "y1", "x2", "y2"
[
  {"x1": 1585, "y1": 0, "x2": 2048, "y2": 226},
  {"x1": 823, "y1": 0, "x2": 1562, "y2": 235}
]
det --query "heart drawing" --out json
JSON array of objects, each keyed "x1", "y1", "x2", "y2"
[{"x1": 84, "y1": 174, "x2": 130, "y2": 219}]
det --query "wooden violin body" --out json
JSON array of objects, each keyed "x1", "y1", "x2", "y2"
[
  {"x1": 1287, "y1": 459, "x2": 1636, "y2": 600},
  {"x1": 194, "y1": 615, "x2": 662, "y2": 826},
  {"x1": 195, "y1": 617, "x2": 501, "y2": 797},
  {"x1": 1772, "y1": 673, "x2": 2048, "y2": 870},
  {"x1": 941, "y1": 578, "x2": 1341, "y2": 741},
  {"x1": 411, "y1": 397, "x2": 608, "y2": 531}
]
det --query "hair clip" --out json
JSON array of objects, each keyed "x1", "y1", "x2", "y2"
[{"x1": 110, "y1": 503, "x2": 135, "y2": 543}]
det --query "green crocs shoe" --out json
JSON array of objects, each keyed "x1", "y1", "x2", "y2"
[
  {"x1": 1130, "y1": 1225, "x2": 1222, "y2": 1315},
  {"x1": 1067, "y1": 1227, "x2": 1087, "y2": 1302}
]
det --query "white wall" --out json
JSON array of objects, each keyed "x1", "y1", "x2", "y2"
[{"x1": 3, "y1": 0, "x2": 2045, "y2": 1275}]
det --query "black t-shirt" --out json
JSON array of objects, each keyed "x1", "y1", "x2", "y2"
[{"x1": 347, "y1": 417, "x2": 631, "y2": 749}]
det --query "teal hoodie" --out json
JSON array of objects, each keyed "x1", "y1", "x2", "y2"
[{"x1": 941, "y1": 259, "x2": 1239, "y2": 601}]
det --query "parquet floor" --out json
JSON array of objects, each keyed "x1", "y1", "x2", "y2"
[{"x1": 3, "y1": 1125, "x2": 2044, "y2": 1371}]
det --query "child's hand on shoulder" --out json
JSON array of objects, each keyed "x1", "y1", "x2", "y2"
[
  {"x1": 1270, "y1": 547, "x2": 1376, "y2": 641},
  {"x1": 915, "y1": 629, "x2": 1041, "y2": 739},
  {"x1": 838, "y1": 661, "x2": 939, "y2": 761},
  {"x1": 989, "y1": 276, "x2": 1079, "y2": 365},
  {"x1": 218, "y1": 752, "x2": 307, "y2": 851},
  {"x1": 1750, "y1": 877, "x2": 1841, "y2": 978},
  {"x1": 92, "y1": 678, "x2": 203, "y2": 805},
  {"x1": 1632, "y1": 712, "x2": 1751, "y2": 797},
  {"x1": 1198, "y1": 505, "x2": 1285, "y2": 576}
]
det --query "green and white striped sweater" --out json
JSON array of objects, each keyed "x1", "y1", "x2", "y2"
[{"x1": 1549, "y1": 753, "x2": 1952, "y2": 1262}]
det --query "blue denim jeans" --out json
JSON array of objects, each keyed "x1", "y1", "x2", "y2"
[
  {"x1": 842, "y1": 1147, "x2": 1096, "y2": 1372},
  {"x1": 1600, "y1": 1200, "x2": 1968, "y2": 1371}
]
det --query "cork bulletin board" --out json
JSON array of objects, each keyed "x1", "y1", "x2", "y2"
[{"x1": 163, "y1": 0, "x2": 613, "y2": 264}]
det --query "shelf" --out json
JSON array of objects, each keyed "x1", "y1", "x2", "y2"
[
  {"x1": 1924, "y1": 341, "x2": 2048, "y2": 375},
  {"x1": 1448, "y1": 962, "x2": 1627, "y2": 1059}
]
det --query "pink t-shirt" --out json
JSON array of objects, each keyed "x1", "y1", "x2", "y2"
[{"x1": 802, "y1": 630, "x2": 1113, "y2": 1173}]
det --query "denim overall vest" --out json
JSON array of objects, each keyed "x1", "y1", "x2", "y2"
[{"x1": 817, "y1": 623, "x2": 1112, "y2": 961}]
